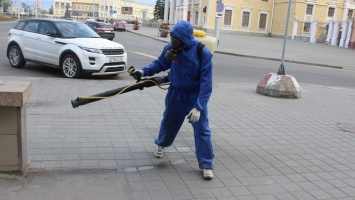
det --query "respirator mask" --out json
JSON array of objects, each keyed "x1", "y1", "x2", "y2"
[{"x1": 165, "y1": 34, "x2": 185, "y2": 61}]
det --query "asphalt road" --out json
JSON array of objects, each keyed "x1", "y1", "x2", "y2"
[{"x1": 0, "y1": 21, "x2": 354, "y2": 88}]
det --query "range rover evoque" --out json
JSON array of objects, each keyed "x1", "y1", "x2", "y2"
[{"x1": 7, "y1": 18, "x2": 127, "y2": 78}]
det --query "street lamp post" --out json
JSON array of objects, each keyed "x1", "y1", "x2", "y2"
[
  {"x1": 277, "y1": 0, "x2": 293, "y2": 75},
  {"x1": 104, "y1": 0, "x2": 106, "y2": 22},
  {"x1": 35, "y1": 0, "x2": 38, "y2": 18},
  {"x1": 17, "y1": 0, "x2": 20, "y2": 20},
  {"x1": 92, "y1": 0, "x2": 94, "y2": 17}
]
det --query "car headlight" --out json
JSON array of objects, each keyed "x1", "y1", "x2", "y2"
[{"x1": 80, "y1": 47, "x2": 103, "y2": 54}]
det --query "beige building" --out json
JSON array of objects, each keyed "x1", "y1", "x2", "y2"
[
  {"x1": 272, "y1": 0, "x2": 355, "y2": 46},
  {"x1": 164, "y1": 0, "x2": 355, "y2": 47},
  {"x1": 52, "y1": 0, "x2": 154, "y2": 20}
]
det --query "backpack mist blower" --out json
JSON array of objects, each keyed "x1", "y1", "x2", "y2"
[{"x1": 71, "y1": 66, "x2": 169, "y2": 108}]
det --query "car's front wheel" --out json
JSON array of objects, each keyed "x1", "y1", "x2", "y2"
[
  {"x1": 60, "y1": 54, "x2": 81, "y2": 78},
  {"x1": 8, "y1": 45, "x2": 26, "y2": 68}
]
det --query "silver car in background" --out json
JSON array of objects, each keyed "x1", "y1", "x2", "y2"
[{"x1": 7, "y1": 18, "x2": 127, "y2": 78}]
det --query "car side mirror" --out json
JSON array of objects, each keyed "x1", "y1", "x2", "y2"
[{"x1": 46, "y1": 31, "x2": 58, "y2": 37}]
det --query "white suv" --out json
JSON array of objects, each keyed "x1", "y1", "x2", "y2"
[{"x1": 7, "y1": 18, "x2": 127, "y2": 78}]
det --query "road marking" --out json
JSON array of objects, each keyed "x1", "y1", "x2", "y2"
[{"x1": 129, "y1": 51, "x2": 157, "y2": 59}]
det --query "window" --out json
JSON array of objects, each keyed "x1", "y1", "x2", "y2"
[
  {"x1": 262, "y1": 0, "x2": 268, "y2": 2},
  {"x1": 23, "y1": 21, "x2": 39, "y2": 33},
  {"x1": 328, "y1": 7, "x2": 335, "y2": 17},
  {"x1": 306, "y1": 4, "x2": 313, "y2": 15},
  {"x1": 39, "y1": 22, "x2": 57, "y2": 35},
  {"x1": 224, "y1": 10, "x2": 232, "y2": 25},
  {"x1": 194, "y1": 11, "x2": 198, "y2": 25},
  {"x1": 259, "y1": 13, "x2": 267, "y2": 29},
  {"x1": 14, "y1": 21, "x2": 26, "y2": 30},
  {"x1": 303, "y1": 22, "x2": 311, "y2": 32},
  {"x1": 242, "y1": 11, "x2": 250, "y2": 27},
  {"x1": 348, "y1": 10, "x2": 353, "y2": 20}
]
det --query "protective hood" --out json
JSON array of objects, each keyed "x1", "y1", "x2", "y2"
[{"x1": 170, "y1": 20, "x2": 195, "y2": 47}]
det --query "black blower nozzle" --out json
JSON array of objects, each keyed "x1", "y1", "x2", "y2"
[{"x1": 71, "y1": 76, "x2": 169, "y2": 108}]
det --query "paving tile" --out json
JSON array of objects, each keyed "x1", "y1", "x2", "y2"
[
  {"x1": 60, "y1": 160, "x2": 80, "y2": 168},
  {"x1": 246, "y1": 185, "x2": 269, "y2": 195},
  {"x1": 339, "y1": 187, "x2": 355, "y2": 197},
  {"x1": 209, "y1": 187, "x2": 234, "y2": 198},
  {"x1": 273, "y1": 192, "x2": 298, "y2": 200},
  {"x1": 133, "y1": 191, "x2": 150, "y2": 200},
  {"x1": 325, "y1": 188, "x2": 350, "y2": 199},
  {"x1": 129, "y1": 181, "x2": 146, "y2": 191},
  {"x1": 169, "y1": 189, "x2": 193, "y2": 200},
  {"x1": 164, "y1": 180, "x2": 187, "y2": 190},
  {"x1": 228, "y1": 186, "x2": 251, "y2": 196},
  {"x1": 236, "y1": 195, "x2": 259, "y2": 200},
  {"x1": 255, "y1": 194, "x2": 278, "y2": 200},
  {"x1": 291, "y1": 191, "x2": 317, "y2": 200},
  {"x1": 189, "y1": 188, "x2": 214, "y2": 199},
  {"x1": 80, "y1": 160, "x2": 99, "y2": 167},
  {"x1": 144, "y1": 180, "x2": 167, "y2": 191},
  {"x1": 308, "y1": 189, "x2": 333, "y2": 199}
]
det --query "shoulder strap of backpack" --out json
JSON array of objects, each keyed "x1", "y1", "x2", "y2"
[{"x1": 197, "y1": 42, "x2": 205, "y2": 61}]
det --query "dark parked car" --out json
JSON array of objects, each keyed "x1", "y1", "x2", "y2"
[
  {"x1": 113, "y1": 21, "x2": 126, "y2": 32},
  {"x1": 85, "y1": 21, "x2": 115, "y2": 40}
]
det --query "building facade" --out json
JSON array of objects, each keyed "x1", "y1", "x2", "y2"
[
  {"x1": 164, "y1": 0, "x2": 355, "y2": 47},
  {"x1": 52, "y1": 0, "x2": 154, "y2": 21}
]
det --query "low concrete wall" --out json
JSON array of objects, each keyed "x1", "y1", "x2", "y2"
[{"x1": 0, "y1": 81, "x2": 31, "y2": 174}]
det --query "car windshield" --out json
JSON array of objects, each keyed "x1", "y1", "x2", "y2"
[{"x1": 55, "y1": 21, "x2": 100, "y2": 38}]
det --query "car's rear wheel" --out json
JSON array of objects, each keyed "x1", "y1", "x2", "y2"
[
  {"x1": 8, "y1": 45, "x2": 26, "y2": 68},
  {"x1": 60, "y1": 54, "x2": 81, "y2": 78}
]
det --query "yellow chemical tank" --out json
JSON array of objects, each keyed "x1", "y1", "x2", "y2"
[{"x1": 193, "y1": 30, "x2": 218, "y2": 54}]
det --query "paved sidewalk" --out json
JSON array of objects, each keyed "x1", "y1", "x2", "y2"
[
  {"x1": 127, "y1": 24, "x2": 355, "y2": 71},
  {"x1": 1, "y1": 24, "x2": 355, "y2": 200}
]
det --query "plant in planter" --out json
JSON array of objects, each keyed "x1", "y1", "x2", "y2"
[
  {"x1": 134, "y1": 20, "x2": 139, "y2": 30},
  {"x1": 159, "y1": 22, "x2": 170, "y2": 37}
]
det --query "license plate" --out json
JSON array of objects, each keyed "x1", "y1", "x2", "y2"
[
  {"x1": 109, "y1": 57, "x2": 123, "y2": 62},
  {"x1": 105, "y1": 31, "x2": 111, "y2": 32}
]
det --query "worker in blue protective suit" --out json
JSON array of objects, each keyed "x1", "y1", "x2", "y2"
[{"x1": 129, "y1": 20, "x2": 214, "y2": 180}]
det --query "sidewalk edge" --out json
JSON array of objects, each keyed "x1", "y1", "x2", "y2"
[{"x1": 126, "y1": 30, "x2": 343, "y2": 70}]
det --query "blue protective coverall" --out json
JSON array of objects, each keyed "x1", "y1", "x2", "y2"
[{"x1": 141, "y1": 20, "x2": 214, "y2": 170}]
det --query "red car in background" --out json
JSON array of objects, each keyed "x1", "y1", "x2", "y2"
[
  {"x1": 113, "y1": 21, "x2": 126, "y2": 32},
  {"x1": 85, "y1": 21, "x2": 115, "y2": 40}
]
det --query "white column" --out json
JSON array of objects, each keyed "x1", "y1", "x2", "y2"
[
  {"x1": 142, "y1": 9, "x2": 147, "y2": 21},
  {"x1": 198, "y1": 0, "x2": 202, "y2": 26},
  {"x1": 169, "y1": 0, "x2": 175, "y2": 24},
  {"x1": 309, "y1": 21, "x2": 317, "y2": 43},
  {"x1": 326, "y1": 21, "x2": 333, "y2": 45},
  {"x1": 182, "y1": 0, "x2": 188, "y2": 21},
  {"x1": 292, "y1": 20, "x2": 298, "y2": 40},
  {"x1": 164, "y1": 0, "x2": 169, "y2": 22},
  {"x1": 190, "y1": 0, "x2": 194, "y2": 24},
  {"x1": 331, "y1": 21, "x2": 339, "y2": 45},
  {"x1": 339, "y1": 21, "x2": 348, "y2": 47},
  {"x1": 205, "y1": 0, "x2": 210, "y2": 29},
  {"x1": 345, "y1": 20, "x2": 353, "y2": 48}
]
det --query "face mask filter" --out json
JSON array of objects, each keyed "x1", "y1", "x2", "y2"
[{"x1": 165, "y1": 35, "x2": 185, "y2": 61}]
